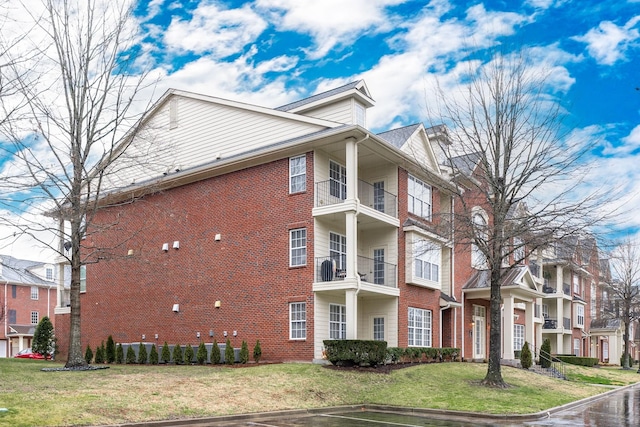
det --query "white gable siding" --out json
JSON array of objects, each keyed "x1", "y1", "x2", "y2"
[
  {"x1": 401, "y1": 131, "x2": 441, "y2": 174},
  {"x1": 298, "y1": 99, "x2": 355, "y2": 124}
]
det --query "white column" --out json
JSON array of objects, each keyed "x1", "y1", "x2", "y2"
[
  {"x1": 345, "y1": 138, "x2": 358, "y2": 280},
  {"x1": 535, "y1": 298, "x2": 543, "y2": 351},
  {"x1": 503, "y1": 295, "x2": 515, "y2": 360},
  {"x1": 345, "y1": 289, "x2": 358, "y2": 339},
  {"x1": 525, "y1": 301, "x2": 534, "y2": 347}
]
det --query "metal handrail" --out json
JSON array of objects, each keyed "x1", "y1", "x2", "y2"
[{"x1": 534, "y1": 345, "x2": 567, "y2": 380}]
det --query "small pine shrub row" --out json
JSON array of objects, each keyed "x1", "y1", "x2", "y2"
[{"x1": 385, "y1": 346, "x2": 461, "y2": 364}]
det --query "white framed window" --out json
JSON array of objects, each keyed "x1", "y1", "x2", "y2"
[
  {"x1": 573, "y1": 274, "x2": 580, "y2": 295},
  {"x1": 542, "y1": 304, "x2": 549, "y2": 319},
  {"x1": 31, "y1": 311, "x2": 39, "y2": 325},
  {"x1": 408, "y1": 307, "x2": 432, "y2": 347},
  {"x1": 408, "y1": 175, "x2": 431, "y2": 220},
  {"x1": 329, "y1": 232, "x2": 347, "y2": 271},
  {"x1": 472, "y1": 211, "x2": 488, "y2": 269},
  {"x1": 373, "y1": 317, "x2": 385, "y2": 341},
  {"x1": 329, "y1": 161, "x2": 347, "y2": 200},
  {"x1": 576, "y1": 305, "x2": 584, "y2": 327},
  {"x1": 373, "y1": 249, "x2": 385, "y2": 285},
  {"x1": 31, "y1": 286, "x2": 39, "y2": 300},
  {"x1": 289, "y1": 302, "x2": 306, "y2": 340},
  {"x1": 329, "y1": 304, "x2": 346, "y2": 340},
  {"x1": 355, "y1": 103, "x2": 365, "y2": 127},
  {"x1": 80, "y1": 265, "x2": 87, "y2": 293},
  {"x1": 373, "y1": 181, "x2": 385, "y2": 213},
  {"x1": 45, "y1": 267, "x2": 54, "y2": 281},
  {"x1": 574, "y1": 338, "x2": 580, "y2": 356},
  {"x1": 602, "y1": 341, "x2": 609, "y2": 360},
  {"x1": 414, "y1": 240, "x2": 440, "y2": 282},
  {"x1": 289, "y1": 155, "x2": 306, "y2": 193},
  {"x1": 289, "y1": 228, "x2": 307, "y2": 267},
  {"x1": 514, "y1": 324, "x2": 524, "y2": 351}
]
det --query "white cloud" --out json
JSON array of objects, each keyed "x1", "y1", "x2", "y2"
[
  {"x1": 163, "y1": 2, "x2": 267, "y2": 57},
  {"x1": 602, "y1": 125, "x2": 640, "y2": 156},
  {"x1": 256, "y1": 0, "x2": 405, "y2": 59},
  {"x1": 573, "y1": 15, "x2": 640, "y2": 65}
]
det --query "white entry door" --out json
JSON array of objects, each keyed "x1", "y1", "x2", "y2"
[{"x1": 473, "y1": 305, "x2": 486, "y2": 360}]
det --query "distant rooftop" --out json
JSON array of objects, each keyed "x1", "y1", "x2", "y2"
[{"x1": 276, "y1": 80, "x2": 372, "y2": 112}]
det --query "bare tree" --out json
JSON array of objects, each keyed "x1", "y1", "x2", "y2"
[
  {"x1": 0, "y1": 0, "x2": 154, "y2": 368},
  {"x1": 429, "y1": 51, "x2": 615, "y2": 387},
  {"x1": 605, "y1": 239, "x2": 640, "y2": 370}
]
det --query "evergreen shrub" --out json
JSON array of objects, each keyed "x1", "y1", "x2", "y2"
[
  {"x1": 211, "y1": 340, "x2": 221, "y2": 364},
  {"x1": 149, "y1": 344, "x2": 159, "y2": 365},
  {"x1": 196, "y1": 342, "x2": 208, "y2": 365},
  {"x1": 253, "y1": 340, "x2": 262, "y2": 363},
  {"x1": 106, "y1": 335, "x2": 116, "y2": 363},
  {"x1": 116, "y1": 343, "x2": 124, "y2": 364},
  {"x1": 239, "y1": 341, "x2": 249, "y2": 364},
  {"x1": 520, "y1": 341, "x2": 532, "y2": 369},
  {"x1": 323, "y1": 340, "x2": 387, "y2": 367},
  {"x1": 137, "y1": 343, "x2": 148, "y2": 364},
  {"x1": 95, "y1": 342, "x2": 105, "y2": 364},
  {"x1": 172, "y1": 344, "x2": 184, "y2": 364},
  {"x1": 184, "y1": 344, "x2": 194, "y2": 364},
  {"x1": 32, "y1": 316, "x2": 55, "y2": 359},
  {"x1": 540, "y1": 338, "x2": 552, "y2": 368},
  {"x1": 84, "y1": 345, "x2": 93, "y2": 364},
  {"x1": 126, "y1": 345, "x2": 136, "y2": 364},
  {"x1": 161, "y1": 341, "x2": 171, "y2": 364},
  {"x1": 225, "y1": 338, "x2": 234, "y2": 365}
]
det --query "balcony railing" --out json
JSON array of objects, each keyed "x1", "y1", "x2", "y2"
[
  {"x1": 543, "y1": 318, "x2": 557, "y2": 329},
  {"x1": 315, "y1": 180, "x2": 397, "y2": 218},
  {"x1": 563, "y1": 317, "x2": 571, "y2": 329},
  {"x1": 315, "y1": 256, "x2": 396, "y2": 288},
  {"x1": 563, "y1": 283, "x2": 570, "y2": 294}
]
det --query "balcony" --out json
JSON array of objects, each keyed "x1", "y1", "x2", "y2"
[
  {"x1": 315, "y1": 256, "x2": 397, "y2": 288},
  {"x1": 315, "y1": 180, "x2": 397, "y2": 218},
  {"x1": 543, "y1": 318, "x2": 557, "y2": 329},
  {"x1": 563, "y1": 317, "x2": 571, "y2": 329},
  {"x1": 563, "y1": 283, "x2": 570, "y2": 295}
]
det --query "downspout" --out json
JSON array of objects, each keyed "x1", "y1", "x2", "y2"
[{"x1": 4, "y1": 282, "x2": 7, "y2": 356}]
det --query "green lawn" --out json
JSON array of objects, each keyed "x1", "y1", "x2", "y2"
[{"x1": 0, "y1": 359, "x2": 638, "y2": 427}]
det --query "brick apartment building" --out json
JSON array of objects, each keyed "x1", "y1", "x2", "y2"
[
  {"x1": 1, "y1": 255, "x2": 57, "y2": 357},
  {"x1": 52, "y1": 80, "x2": 604, "y2": 364}
]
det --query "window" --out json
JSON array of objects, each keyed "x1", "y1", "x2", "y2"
[
  {"x1": 289, "y1": 155, "x2": 306, "y2": 193},
  {"x1": 573, "y1": 338, "x2": 580, "y2": 356},
  {"x1": 472, "y1": 212, "x2": 488, "y2": 269},
  {"x1": 414, "y1": 240, "x2": 440, "y2": 282},
  {"x1": 514, "y1": 324, "x2": 524, "y2": 351},
  {"x1": 45, "y1": 267, "x2": 54, "y2": 281},
  {"x1": 31, "y1": 311, "x2": 39, "y2": 325},
  {"x1": 373, "y1": 181, "x2": 385, "y2": 212},
  {"x1": 576, "y1": 305, "x2": 584, "y2": 327},
  {"x1": 408, "y1": 307, "x2": 432, "y2": 347},
  {"x1": 329, "y1": 161, "x2": 347, "y2": 200},
  {"x1": 602, "y1": 341, "x2": 609, "y2": 360},
  {"x1": 355, "y1": 103, "x2": 365, "y2": 126},
  {"x1": 31, "y1": 286, "x2": 38, "y2": 300},
  {"x1": 373, "y1": 249, "x2": 385, "y2": 285},
  {"x1": 542, "y1": 304, "x2": 549, "y2": 319},
  {"x1": 408, "y1": 175, "x2": 431, "y2": 220},
  {"x1": 290, "y1": 228, "x2": 307, "y2": 267},
  {"x1": 289, "y1": 302, "x2": 306, "y2": 340},
  {"x1": 329, "y1": 232, "x2": 347, "y2": 271},
  {"x1": 329, "y1": 304, "x2": 346, "y2": 339},
  {"x1": 513, "y1": 237, "x2": 524, "y2": 264},
  {"x1": 9, "y1": 309, "x2": 16, "y2": 324},
  {"x1": 573, "y1": 274, "x2": 580, "y2": 295},
  {"x1": 590, "y1": 284, "x2": 596, "y2": 317},
  {"x1": 11, "y1": 285, "x2": 16, "y2": 298},
  {"x1": 373, "y1": 317, "x2": 384, "y2": 341},
  {"x1": 80, "y1": 265, "x2": 87, "y2": 292}
]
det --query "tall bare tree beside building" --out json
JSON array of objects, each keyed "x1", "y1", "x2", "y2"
[
  {"x1": 0, "y1": 0, "x2": 154, "y2": 368},
  {"x1": 605, "y1": 239, "x2": 640, "y2": 370},
  {"x1": 430, "y1": 51, "x2": 614, "y2": 387}
]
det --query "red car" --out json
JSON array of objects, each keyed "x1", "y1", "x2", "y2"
[{"x1": 14, "y1": 348, "x2": 45, "y2": 359}]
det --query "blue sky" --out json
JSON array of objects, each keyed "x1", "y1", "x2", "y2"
[{"x1": 1, "y1": 0, "x2": 639, "y2": 260}]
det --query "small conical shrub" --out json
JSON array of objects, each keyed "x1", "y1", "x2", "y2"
[
  {"x1": 137, "y1": 343, "x2": 148, "y2": 364},
  {"x1": 239, "y1": 340, "x2": 249, "y2": 364},
  {"x1": 196, "y1": 342, "x2": 208, "y2": 365},
  {"x1": 540, "y1": 338, "x2": 552, "y2": 368},
  {"x1": 161, "y1": 341, "x2": 171, "y2": 364},
  {"x1": 149, "y1": 344, "x2": 159, "y2": 365},
  {"x1": 126, "y1": 345, "x2": 136, "y2": 364},
  {"x1": 172, "y1": 344, "x2": 184, "y2": 365},
  {"x1": 95, "y1": 342, "x2": 105, "y2": 364},
  {"x1": 253, "y1": 340, "x2": 262, "y2": 364},
  {"x1": 116, "y1": 343, "x2": 124, "y2": 364},
  {"x1": 211, "y1": 339, "x2": 221, "y2": 364},
  {"x1": 106, "y1": 335, "x2": 116, "y2": 363},
  {"x1": 225, "y1": 338, "x2": 234, "y2": 365},
  {"x1": 184, "y1": 344, "x2": 194, "y2": 365},
  {"x1": 84, "y1": 345, "x2": 93, "y2": 364},
  {"x1": 520, "y1": 341, "x2": 532, "y2": 369}
]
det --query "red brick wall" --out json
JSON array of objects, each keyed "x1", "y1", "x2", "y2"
[{"x1": 56, "y1": 153, "x2": 316, "y2": 362}]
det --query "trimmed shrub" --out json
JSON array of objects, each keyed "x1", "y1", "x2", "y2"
[
  {"x1": 225, "y1": 338, "x2": 234, "y2": 365},
  {"x1": 125, "y1": 345, "x2": 136, "y2": 364},
  {"x1": 323, "y1": 340, "x2": 387, "y2": 367},
  {"x1": 540, "y1": 338, "x2": 552, "y2": 368},
  {"x1": 116, "y1": 343, "x2": 124, "y2": 364},
  {"x1": 95, "y1": 342, "x2": 105, "y2": 364},
  {"x1": 556, "y1": 356, "x2": 598, "y2": 367},
  {"x1": 161, "y1": 341, "x2": 171, "y2": 364},
  {"x1": 172, "y1": 344, "x2": 184, "y2": 365},
  {"x1": 149, "y1": 344, "x2": 159, "y2": 365},
  {"x1": 211, "y1": 340, "x2": 221, "y2": 364},
  {"x1": 196, "y1": 342, "x2": 208, "y2": 365},
  {"x1": 253, "y1": 340, "x2": 262, "y2": 364},
  {"x1": 32, "y1": 316, "x2": 55, "y2": 360},
  {"x1": 184, "y1": 344, "x2": 194, "y2": 364},
  {"x1": 106, "y1": 335, "x2": 116, "y2": 364},
  {"x1": 84, "y1": 345, "x2": 94, "y2": 364},
  {"x1": 386, "y1": 347, "x2": 404, "y2": 364},
  {"x1": 520, "y1": 341, "x2": 532, "y2": 369},
  {"x1": 239, "y1": 341, "x2": 249, "y2": 364},
  {"x1": 137, "y1": 343, "x2": 148, "y2": 364}
]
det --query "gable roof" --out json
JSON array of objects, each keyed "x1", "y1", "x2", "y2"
[
  {"x1": 275, "y1": 80, "x2": 374, "y2": 112},
  {"x1": 0, "y1": 255, "x2": 55, "y2": 286},
  {"x1": 376, "y1": 124, "x2": 421, "y2": 148}
]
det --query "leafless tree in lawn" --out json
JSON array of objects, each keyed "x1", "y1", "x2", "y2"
[
  {"x1": 604, "y1": 239, "x2": 640, "y2": 370},
  {"x1": 0, "y1": 0, "x2": 156, "y2": 368},
  {"x1": 428, "y1": 51, "x2": 615, "y2": 387}
]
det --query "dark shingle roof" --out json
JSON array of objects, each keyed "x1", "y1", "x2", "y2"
[
  {"x1": 462, "y1": 266, "x2": 527, "y2": 290},
  {"x1": 447, "y1": 152, "x2": 481, "y2": 177},
  {"x1": 590, "y1": 318, "x2": 621, "y2": 330},
  {"x1": 276, "y1": 80, "x2": 367, "y2": 112},
  {"x1": 376, "y1": 123, "x2": 421, "y2": 148},
  {"x1": 0, "y1": 255, "x2": 54, "y2": 286}
]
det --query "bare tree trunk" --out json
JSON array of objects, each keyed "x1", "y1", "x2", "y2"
[{"x1": 483, "y1": 265, "x2": 506, "y2": 386}]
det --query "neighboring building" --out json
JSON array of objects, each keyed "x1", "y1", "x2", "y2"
[
  {"x1": 0, "y1": 255, "x2": 57, "y2": 357},
  {"x1": 53, "y1": 81, "x2": 459, "y2": 362}
]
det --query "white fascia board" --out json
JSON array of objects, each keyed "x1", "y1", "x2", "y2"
[{"x1": 285, "y1": 88, "x2": 376, "y2": 114}]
